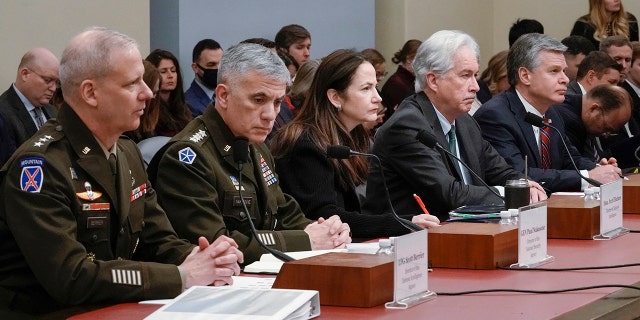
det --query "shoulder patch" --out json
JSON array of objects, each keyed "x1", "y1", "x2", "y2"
[
  {"x1": 19, "y1": 157, "x2": 45, "y2": 193},
  {"x1": 178, "y1": 147, "x2": 197, "y2": 164}
]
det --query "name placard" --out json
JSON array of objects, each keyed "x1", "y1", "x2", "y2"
[
  {"x1": 594, "y1": 179, "x2": 628, "y2": 240},
  {"x1": 513, "y1": 201, "x2": 554, "y2": 268}
]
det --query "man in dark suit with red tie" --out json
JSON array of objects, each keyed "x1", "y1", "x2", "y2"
[
  {"x1": 475, "y1": 33, "x2": 621, "y2": 193},
  {"x1": 0, "y1": 47, "x2": 59, "y2": 165}
]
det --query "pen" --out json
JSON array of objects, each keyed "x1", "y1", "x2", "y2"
[
  {"x1": 619, "y1": 173, "x2": 629, "y2": 180},
  {"x1": 412, "y1": 194, "x2": 430, "y2": 215}
]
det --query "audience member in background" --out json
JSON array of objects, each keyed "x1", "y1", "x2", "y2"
[
  {"x1": 364, "y1": 30, "x2": 545, "y2": 222},
  {"x1": 146, "y1": 49, "x2": 192, "y2": 137},
  {"x1": 278, "y1": 52, "x2": 299, "y2": 78},
  {"x1": 380, "y1": 39, "x2": 421, "y2": 119},
  {"x1": 571, "y1": 0, "x2": 638, "y2": 49},
  {"x1": 282, "y1": 59, "x2": 321, "y2": 117},
  {"x1": 275, "y1": 24, "x2": 311, "y2": 66},
  {"x1": 241, "y1": 37, "x2": 277, "y2": 52},
  {"x1": 556, "y1": 85, "x2": 632, "y2": 161},
  {"x1": 125, "y1": 60, "x2": 162, "y2": 142},
  {"x1": 622, "y1": 41, "x2": 640, "y2": 124},
  {"x1": 270, "y1": 49, "x2": 440, "y2": 238},
  {"x1": 471, "y1": 50, "x2": 509, "y2": 115},
  {"x1": 185, "y1": 39, "x2": 224, "y2": 117},
  {"x1": 360, "y1": 48, "x2": 387, "y2": 84},
  {"x1": 600, "y1": 35, "x2": 634, "y2": 82},
  {"x1": 50, "y1": 84, "x2": 64, "y2": 109},
  {"x1": 151, "y1": 43, "x2": 351, "y2": 264},
  {"x1": 562, "y1": 35, "x2": 597, "y2": 81},
  {"x1": 0, "y1": 27, "x2": 242, "y2": 318},
  {"x1": 508, "y1": 18, "x2": 544, "y2": 47},
  {"x1": 0, "y1": 48, "x2": 59, "y2": 165},
  {"x1": 474, "y1": 33, "x2": 621, "y2": 193},
  {"x1": 566, "y1": 51, "x2": 622, "y2": 95}
]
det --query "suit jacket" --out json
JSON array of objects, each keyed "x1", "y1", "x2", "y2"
[
  {"x1": 0, "y1": 85, "x2": 57, "y2": 164},
  {"x1": 152, "y1": 107, "x2": 312, "y2": 264},
  {"x1": 0, "y1": 112, "x2": 16, "y2": 166},
  {"x1": 555, "y1": 94, "x2": 601, "y2": 161},
  {"x1": 621, "y1": 80, "x2": 640, "y2": 130},
  {"x1": 0, "y1": 104, "x2": 192, "y2": 315},
  {"x1": 475, "y1": 88, "x2": 596, "y2": 192},
  {"x1": 184, "y1": 79, "x2": 213, "y2": 117},
  {"x1": 566, "y1": 81, "x2": 582, "y2": 96},
  {"x1": 362, "y1": 91, "x2": 522, "y2": 221},
  {"x1": 274, "y1": 132, "x2": 413, "y2": 238}
]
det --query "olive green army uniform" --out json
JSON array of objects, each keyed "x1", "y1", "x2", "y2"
[
  {"x1": 0, "y1": 105, "x2": 194, "y2": 316},
  {"x1": 152, "y1": 107, "x2": 312, "y2": 264}
]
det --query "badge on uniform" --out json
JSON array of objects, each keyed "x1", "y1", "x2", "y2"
[
  {"x1": 179, "y1": 147, "x2": 197, "y2": 164},
  {"x1": 259, "y1": 156, "x2": 277, "y2": 186},
  {"x1": 77, "y1": 181, "x2": 102, "y2": 201},
  {"x1": 131, "y1": 183, "x2": 147, "y2": 202},
  {"x1": 111, "y1": 269, "x2": 142, "y2": 286},
  {"x1": 19, "y1": 157, "x2": 45, "y2": 193},
  {"x1": 229, "y1": 175, "x2": 245, "y2": 191}
]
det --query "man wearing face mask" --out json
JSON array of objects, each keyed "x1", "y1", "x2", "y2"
[{"x1": 185, "y1": 39, "x2": 223, "y2": 117}]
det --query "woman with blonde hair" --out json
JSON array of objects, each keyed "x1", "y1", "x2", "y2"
[{"x1": 571, "y1": 0, "x2": 638, "y2": 48}]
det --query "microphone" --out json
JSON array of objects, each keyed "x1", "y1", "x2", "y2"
[
  {"x1": 524, "y1": 112, "x2": 602, "y2": 187},
  {"x1": 326, "y1": 145, "x2": 423, "y2": 232},
  {"x1": 232, "y1": 137, "x2": 294, "y2": 262},
  {"x1": 416, "y1": 130, "x2": 505, "y2": 201}
]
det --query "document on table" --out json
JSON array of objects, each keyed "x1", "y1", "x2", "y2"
[
  {"x1": 144, "y1": 286, "x2": 320, "y2": 320},
  {"x1": 243, "y1": 249, "x2": 346, "y2": 274}
]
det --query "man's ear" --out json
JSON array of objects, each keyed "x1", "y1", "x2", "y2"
[
  {"x1": 425, "y1": 72, "x2": 438, "y2": 92},
  {"x1": 518, "y1": 67, "x2": 531, "y2": 85},
  {"x1": 80, "y1": 79, "x2": 98, "y2": 108},
  {"x1": 216, "y1": 84, "x2": 229, "y2": 110}
]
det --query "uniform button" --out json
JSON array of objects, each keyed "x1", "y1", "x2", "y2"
[
  {"x1": 141, "y1": 221, "x2": 145, "y2": 228},
  {"x1": 120, "y1": 227, "x2": 125, "y2": 235},
  {"x1": 91, "y1": 234, "x2": 98, "y2": 241},
  {"x1": 55, "y1": 125, "x2": 63, "y2": 131},
  {"x1": 239, "y1": 211, "x2": 246, "y2": 219}
]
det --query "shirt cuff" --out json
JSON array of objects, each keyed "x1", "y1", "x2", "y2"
[
  {"x1": 493, "y1": 186, "x2": 505, "y2": 197},
  {"x1": 177, "y1": 266, "x2": 187, "y2": 291}
]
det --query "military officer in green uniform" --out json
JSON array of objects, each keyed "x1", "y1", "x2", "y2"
[
  {"x1": 0, "y1": 27, "x2": 243, "y2": 318},
  {"x1": 152, "y1": 43, "x2": 352, "y2": 264}
]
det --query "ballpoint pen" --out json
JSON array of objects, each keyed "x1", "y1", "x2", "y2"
[{"x1": 412, "y1": 194, "x2": 430, "y2": 215}]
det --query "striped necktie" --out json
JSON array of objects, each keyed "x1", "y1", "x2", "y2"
[
  {"x1": 32, "y1": 107, "x2": 45, "y2": 129},
  {"x1": 540, "y1": 117, "x2": 551, "y2": 169}
]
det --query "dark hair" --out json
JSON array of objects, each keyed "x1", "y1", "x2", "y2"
[
  {"x1": 241, "y1": 37, "x2": 277, "y2": 49},
  {"x1": 271, "y1": 49, "x2": 370, "y2": 188},
  {"x1": 508, "y1": 18, "x2": 544, "y2": 47},
  {"x1": 587, "y1": 84, "x2": 632, "y2": 112},
  {"x1": 632, "y1": 41, "x2": 640, "y2": 64},
  {"x1": 145, "y1": 49, "x2": 192, "y2": 136},
  {"x1": 561, "y1": 35, "x2": 596, "y2": 56},
  {"x1": 576, "y1": 51, "x2": 622, "y2": 80},
  {"x1": 599, "y1": 35, "x2": 633, "y2": 51},
  {"x1": 275, "y1": 24, "x2": 311, "y2": 51},
  {"x1": 391, "y1": 39, "x2": 421, "y2": 65},
  {"x1": 360, "y1": 48, "x2": 385, "y2": 66},
  {"x1": 278, "y1": 52, "x2": 299, "y2": 72},
  {"x1": 191, "y1": 39, "x2": 222, "y2": 63}
]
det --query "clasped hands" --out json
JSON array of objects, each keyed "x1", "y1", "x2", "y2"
[{"x1": 304, "y1": 215, "x2": 352, "y2": 250}]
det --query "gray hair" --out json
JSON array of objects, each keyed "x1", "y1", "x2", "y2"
[
  {"x1": 507, "y1": 33, "x2": 566, "y2": 86},
  {"x1": 59, "y1": 27, "x2": 138, "y2": 100},
  {"x1": 413, "y1": 30, "x2": 480, "y2": 91},
  {"x1": 218, "y1": 42, "x2": 291, "y2": 87}
]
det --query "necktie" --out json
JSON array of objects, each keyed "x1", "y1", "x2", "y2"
[
  {"x1": 540, "y1": 117, "x2": 551, "y2": 169},
  {"x1": 32, "y1": 108, "x2": 45, "y2": 129},
  {"x1": 587, "y1": 137, "x2": 599, "y2": 162},
  {"x1": 108, "y1": 153, "x2": 118, "y2": 176},
  {"x1": 448, "y1": 125, "x2": 457, "y2": 155}
]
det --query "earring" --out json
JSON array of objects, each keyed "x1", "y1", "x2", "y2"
[{"x1": 336, "y1": 105, "x2": 342, "y2": 112}]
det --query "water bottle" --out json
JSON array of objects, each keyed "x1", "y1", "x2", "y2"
[
  {"x1": 499, "y1": 210, "x2": 512, "y2": 225},
  {"x1": 508, "y1": 208, "x2": 519, "y2": 226},
  {"x1": 584, "y1": 188, "x2": 596, "y2": 201},
  {"x1": 376, "y1": 239, "x2": 394, "y2": 255},
  {"x1": 592, "y1": 187, "x2": 601, "y2": 201}
]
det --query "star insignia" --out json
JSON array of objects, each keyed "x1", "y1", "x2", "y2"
[{"x1": 34, "y1": 141, "x2": 43, "y2": 147}]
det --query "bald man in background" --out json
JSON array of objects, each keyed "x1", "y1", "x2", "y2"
[{"x1": 0, "y1": 48, "x2": 59, "y2": 165}]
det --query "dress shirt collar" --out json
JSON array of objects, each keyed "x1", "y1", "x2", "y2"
[
  {"x1": 577, "y1": 82, "x2": 586, "y2": 95},
  {"x1": 516, "y1": 89, "x2": 543, "y2": 149},
  {"x1": 432, "y1": 103, "x2": 455, "y2": 137},
  {"x1": 12, "y1": 83, "x2": 37, "y2": 112}
]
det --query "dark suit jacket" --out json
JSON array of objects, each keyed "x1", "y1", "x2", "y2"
[
  {"x1": 0, "y1": 85, "x2": 57, "y2": 165},
  {"x1": 184, "y1": 79, "x2": 212, "y2": 117},
  {"x1": 0, "y1": 112, "x2": 16, "y2": 165},
  {"x1": 363, "y1": 91, "x2": 522, "y2": 221},
  {"x1": 621, "y1": 80, "x2": 640, "y2": 129},
  {"x1": 474, "y1": 88, "x2": 596, "y2": 192},
  {"x1": 566, "y1": 81, "x2": 582, "y2": 95}
]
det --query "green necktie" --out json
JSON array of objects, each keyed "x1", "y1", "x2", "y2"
[{"x1": 448, "y1": 125, "x2": 457, "y2": 155}]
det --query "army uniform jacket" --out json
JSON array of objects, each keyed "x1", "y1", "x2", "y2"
[
  {"x1": 153, "y1": 107, "x2": 312, "y2": 264},
  {"x1": 0, "y1": 104, "x2": 193, "y2": 315}
]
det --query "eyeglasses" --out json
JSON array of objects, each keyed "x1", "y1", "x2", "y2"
[
  {"x1": 27, "y1": 68, "x2": 58, "y2": 87},
  {"x1": 598, "y1": 107, "x2": 618, "y2": 138}
]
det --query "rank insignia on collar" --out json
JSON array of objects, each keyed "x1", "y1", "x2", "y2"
[
  {"x1": 179, "y1": 147, "x2": 197, "y2": 164},
  {"x1": 82, "y1": 147, "x2": 91, "y2": 154},
  {"x1": 189, "y1": 129, "x2": 207, "y2": 143},
  {"x1": 19, "y1": 157, "x2": 45, "y2": 193},
  {"x1": 224, "y1": 145, "x2": 231, "y2": 152}
]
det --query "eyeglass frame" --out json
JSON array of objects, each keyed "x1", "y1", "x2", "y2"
[{"x1": 27, "y1": 68, "x2": 59, "y2": 87}]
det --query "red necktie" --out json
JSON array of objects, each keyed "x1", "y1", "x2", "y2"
[{"x1": 540, "y1": 117, "x2": 551, "y2": 169}]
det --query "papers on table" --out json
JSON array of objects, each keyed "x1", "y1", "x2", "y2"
[
  {"x1": 243, "y1": 249, "x2": 346, "y2": 274},
  {"x1": 144, "y1": 286, "x2": 320, "y2": 320}
]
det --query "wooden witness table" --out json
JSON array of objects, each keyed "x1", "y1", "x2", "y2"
[{"x1": 70, "y1": 196, "x2": 640, "y2": 320}]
